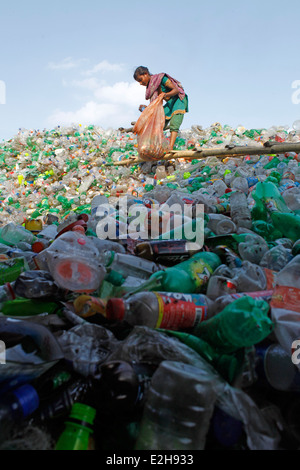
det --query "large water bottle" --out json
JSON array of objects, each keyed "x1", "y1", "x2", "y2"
[
  {"x1": 282, "y1": 187, "x2": 300, "y2": 213},
  {"x1": 43, "y1": 231, "x2": 107, "y2": 293},
  {"x1": 230, "y1": 192, "x2": 252, "y2": 229},
  {"x1": 134, "y1": 361, "x2": 217, "y2": 450},
  {"x1": 231, "y1": 177, "x2": 249, "y2": 194}
]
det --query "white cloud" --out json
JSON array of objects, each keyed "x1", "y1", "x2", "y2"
[
  {"x1": 94, "y1": 82, "x2": 144, "y2": 105},
  {"x1": 47, "y1": 81, "x2": 146, "y2": 129},
  {"x1": 47, "y1": 100, "x2": 137, "y2": 129},
  {"x1": 47, "y1": 57, "x2": 87, "y2": 70},
  {"x1": 84, "y1": 60, "x2": 124, "y2": 76},
  {"x1": 66, "y1": 77, "x2": 105, "y2": 91},
  {"x1": 47, "y1": 63, "x2": 147, "y2": 130}
]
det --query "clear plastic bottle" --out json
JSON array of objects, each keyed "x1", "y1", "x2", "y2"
[
  {"x1": 206, "y1": 275, "x2": 237, "y2": 300},
  {"x1": 230, "y1": 176, "x2": 249, "y2": 194},
  {"x1": 212, "y1": 179, "x2": 228, "y2": 197},
  {"x1": 259, "y1": 244, "x2": 292, "y2": 272},
  {"x1": 134, "y1": 361, "x2": 217, "y2": 450},
  {"x1": 106, "y1": 291, "x2": 215, "y2": 329},
  {"x1": 206, "y1": 214, "x2": 237, "y2": 235},
  {"x1": 88, "y1": 236, "x2": 126, "y2": 255},
  {"x1": 36, "y1": 224, "x2": 58, "y2": 241},
  {"x1": 78, "y1": 174, "x2": 95, "y2": 194},
  {"x1": 155, "y1": 165, "x2": 167, "y2": 180},
  {"x1": 282, "y1": 187, "x2": 300, "y2": 212},
  {"x1": 232, "y1": 261, "x2": 267, "y2": 292},
  {"x1": 99, "y1": 251, "x2": 162, "y2": 280},
  {"x1": 13, "y1": 270, "x2": 64, "y2": 299},
  {"x1": 44, "y1": 231, "x2": 107, "y2": 293},
  {"x1": 229, "y1": 191, "x2": 252, "y2": 229},
  {"x1": 160, "y1": 191, "x2": 196, "y2": 212},
  {"x1": 238, "y1": 234, "x2": 269, "y2": 264}
]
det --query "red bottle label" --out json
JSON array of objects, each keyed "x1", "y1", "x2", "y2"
[
  {"x1": 271, "y1": 286, "x2": 300, "y2": 312},
  {"x1": 154, "y1": 292, "x2": 208, "y2": 330}
]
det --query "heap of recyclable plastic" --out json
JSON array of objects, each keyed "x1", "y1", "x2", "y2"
[{"x1": 1, "y1": 120, "x2": 300, "y2": 451}]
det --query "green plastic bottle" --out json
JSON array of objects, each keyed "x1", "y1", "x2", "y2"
[
  {"x1": 158, "y1": 329, "x2": 244, "y2": 384},
  {"x1": 191, "y1": 296, "x2": 273, "y2": 354},
  {"x1": 270, "y1": 212, "x2": 300, "y2": 242},
  {"x1": 0, "y1": 228, "x2": 14, "y2": 247},
  {"x1": 142, "y1": 252, "x2": 222, "y2": 294},
  {"x1": 56, "y1": 195, "x2": 72, "y2": 210},
  {"x1": 205, "y1": 233, "x2": 258, "y2": 253},
  {"x1": 263, "y1": 156, "x2": 280, "y2": 170},
  {"x1": 1, "y1": 298, "x2": 62, "y2": 316},
  {"x1": 250, "y1": 200, "x2": 268, "y2": 222},
  {"x1": 252, "y1": 181, "x2": 291, "y2": 214},
  {"x1": 251, "y1": 220, "x2": 283, "y2": 241},
  {"x1": 55, "y1": 403, "x2": 96, "y2": 450}
]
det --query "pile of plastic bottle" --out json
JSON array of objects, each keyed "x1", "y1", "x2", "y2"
[{"x1": 1, "y1": 120, "x2": 300, "y2": 451}]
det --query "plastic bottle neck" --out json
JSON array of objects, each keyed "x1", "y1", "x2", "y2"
[{"x1": 103, "y1": 250, "x2": 115, "y2": 267}]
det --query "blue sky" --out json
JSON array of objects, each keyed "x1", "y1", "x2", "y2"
[{"x1": 1, "y1": 0, "x2": 300, "y2": 141}]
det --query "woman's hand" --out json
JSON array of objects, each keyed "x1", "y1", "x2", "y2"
[{"x1": 139, "y1": 104, "x2": 147, "y2": 112}]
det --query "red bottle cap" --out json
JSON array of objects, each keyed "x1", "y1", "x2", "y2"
[
  {"x1": 106, "y1": 298, "x2": 125, "y2": 321},
  {"x1": 32, "y1": 241, "x2": 46, "y2": 253}
]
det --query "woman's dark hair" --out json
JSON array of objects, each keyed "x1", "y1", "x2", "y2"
[{"x1": 133, "y1": 66, "x2": 151, "y2": 80}]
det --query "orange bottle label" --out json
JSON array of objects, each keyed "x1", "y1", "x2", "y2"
[
  {"x1": 154, "y1": 292, "x2": 208, "y2": 329},
  {"x1": 271, "y1": 285, "x2": 300, "y2": 312}
]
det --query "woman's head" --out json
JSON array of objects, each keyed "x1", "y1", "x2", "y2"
[{"x1": 134, "y1": 66, "x2": 151, "y2": 86}]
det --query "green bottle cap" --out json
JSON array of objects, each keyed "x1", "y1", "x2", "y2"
[
  {"x1": 105, "y1": 270, "x2": 125, "y2": 286},
  {"x1": 68, "y1": 403, "x2": 96, "y2": 427}
]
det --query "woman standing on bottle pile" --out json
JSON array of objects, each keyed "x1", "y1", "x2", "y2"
[{"x1": 133, "y1": 66, "x2": 189, "y2": 151}]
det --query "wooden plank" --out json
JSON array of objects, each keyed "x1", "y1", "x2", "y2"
[{"x1": 105, "y1": 142, "x2": 300, "y2": 166}]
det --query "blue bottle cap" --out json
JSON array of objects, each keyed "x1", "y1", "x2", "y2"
[{"x1": 12, "y1": 384, "x2": 40, "y2": 418}]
